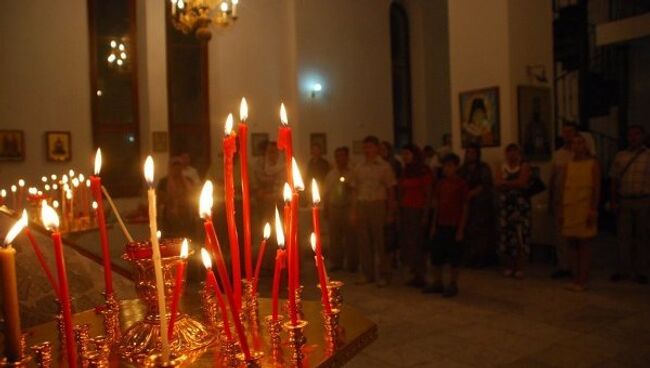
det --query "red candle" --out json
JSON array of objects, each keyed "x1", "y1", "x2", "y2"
[
  {"x1": 277, "y1": 103, "x2": 293, "y2": 188},
  {"x1": 223, "y1": 114, "x2": 242, "y2": 308},
  {"x1": 282, "y1": 183, "x2": 293, "y2": 300},
  {"x1": 41, "y1": 202, "x2": 77, "y2": 368},
  {"x1": 21, "y1": 211, "x2": 59, "y2": 295},
  {"x1": 311, "y1": 179, "x2": 324, "y2": 260},
  {"x1": 201, "y1": 248, "x2": 232, "y2": 340},
  {"x1": 90, "y1": 148, "x2": 114, "y2": 294},
  {"x1": 238, "y1": 98, "x2": 254, "y2": 282},
  {"x1": 272, "y1": 208, "x2": 286, "y2": 322},
  {"x1": 311, "y1": 233, "x2": 332, "y2": 314},
  {"x1": 167, "y1": 239, "x2": 189, "y2": 340},
  {"x1": 199, "y1": 181, "x2": 251, "y2": 359},
  {"x1": 290, "y1": 158, "x2": 305, "y2": 293},
  {"x1": 253, "y1": 223, "x2": 271, "y2": 296}
]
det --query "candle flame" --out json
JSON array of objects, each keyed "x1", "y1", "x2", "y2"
[
  {"x1": 92, "y1": 201, "x2": 98, "y2": 210},
  {"x1": 44, "y1": 185, "x2": 50, "y2": 191},
  {"x1": 339, "y1": 176, "x2": 346, "y2": 183},
  {"x1": 52, "y1": 184, "x2": 58, "y2": 190},
  {"x1": 283, "y1": 182, "x2": 292, "y2": 202},
  {"x1": 72, "y1": 178, "x2": 79, "y2": 187},
  {"x1": 274, "y1": 207, "x2": 284, "y2": 248},
  {"x1": 41, "y1": 176, "x2": 48, "y2": 183},
  {"x1": 86, "y1": 179, "x2": 91, "y2": 188},
  {"x1": 11, "y1": 185, "x2": 16, "y2": 193},
  {"x1": 18, "y1": 179, "x2": 25, "y2": 187},
  {"x1": 144, "y1": 155, "x2": 154, "y2": 186},
  {"x1": 157, "y1": 230, "x2": 161, "y2": 240},
  {"x1": 62, "y1": 175, "x2": 68, "y2": 184},
  {"x1": 37, "y1": 191, "x2": 43, "y2": 196},
  {"x1": 69, "y1": 170, "x2": 75, "y2": 177},
  {"x1": 66, "y1": 190, "x2": 72, "y2": 200},
  {"x1": 78, "y1": 173, "x2": 85, "y2": 182},
  {"x1": 240, "y1": 97, "x2": 248, "y2": 122},
  {"x1": 20, "y1": 210, "x2": 28, "y2": 227},
  {"x1": 3, "y1": 215, "x2": 26, "y2": 246},
  {"x1": 311, "y1": 178, "x2": 320, "y2": 204},
  {"x1": 263, "y1": 222, "x2": 271, "y2": 240},
  {"x1": 51, "y1": 174, "x2": 57, "y2": 181},
  {"x1": 53, "y1": 200, "x2": 60, "y2": 209},
  {"x1": 292, "y1": 158, "x2": 305, "y2": 191},
  {"x1": 94, "y1": 148, "x2": 102, "y2": 175},
  {"x1": 201, "y1": 248, "x2": 212, "y2": 269},
  {"x1": 310, "y1": 232, "x2": 316, "y2": 253},
  {"x1": 180, "y1": 239, "x2": 189, "y2": 259},
  {"x1": 199, "y1": 180, "x2": 214, "y2": 219},
  {"x1": 41, "y1": 201, "x2": 60, "y2": 231},
  {"x1": 280, "y1": 103, "x2": 288, "y2": 126},
  {"x1": 1, "y1": 189, "x2": 6, "y2": 197},
  {"x1": 224, "y1": 113, "x2": 234, "y2": 136}
]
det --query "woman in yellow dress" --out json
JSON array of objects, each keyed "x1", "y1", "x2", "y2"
[{"x1": 558, "y1": 134, "x2": 601, "y2": 291}]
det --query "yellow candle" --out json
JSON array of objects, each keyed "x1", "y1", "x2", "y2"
[
  {"x1": 1, "y1": 218, "x2": 27, "y2": 362},
  {"x1": 144, "y1": 156, "x2": 170, "y2": 362}
]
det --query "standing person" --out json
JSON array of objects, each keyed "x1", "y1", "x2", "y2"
[
  {"x1": 180, "y1": 152, "x2": 201, "y2": 185},
  {"x1": 610, "y1": 125, "x2": 650, "y2": 284},
  {"x1": 379, "y1": 141, "x2": 402, "y2": 267},
  {"x1": 252, "y1": 140, "x2": 285, "y2": 237},
  {"x1": 423, "y1": 154, "x2": 468, "y2": 297},
  {"x1": 398, "y1": 144, "x2": 433, "y2": 287},
  {"x1": 156, "y1": 156, "x2": 199, "y2": 238},
  {"x1": 437, "y1": 134, "x2": 453, "y2": 164},
  {"x1": 495, "y1": 144, "x2": 532, "y2": 279},
  {"x1": 323, "y1": 147, "x2": 357, "y2": 272},
  {"x1": 458, "y1": 143, "x2": 497, "y2": 267},
  {"x1": 307, "y1": 143, "x2": 331, "y2": 186},
  {"x1": 559, "y1": 134, "x2": 600, "y2": 291},
  {"x1": 548, "y1": 123, "x2": 579, "y2": 279},
  {"x1": 351, "y1": 136, "x2": 397, "y2": 287}
]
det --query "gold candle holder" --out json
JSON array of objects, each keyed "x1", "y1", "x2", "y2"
[
  {"x1": 199, "y1": 283, "x2": 220, "y2": 328},
  {"x1": 327, "y1": 280, "x2": 344, "y2": 310},
  {"x1": 240, "y1": 279, "x2": 258, "y2": 324},
  {"x1": 322, "y1": 308, "x2": 343, "y2": 351},
  {"x1": 218, "y1": 336, "x2": 240, "y2": 368},
  {"x1": 282, "y1": 320, "x2": 308, "y2": 366},
  {"x1": 143, "y1": 352, "x2": 188, "y2": 367},
  {"x1": 98, "y1": 292, "x2": 121, "y2": 346},
  {"x1": 236, "y1": 351, "x2": 264, "y2": 368},
  {"x1": 0, "y1": 334, "x2": 31, "y2": 367},
  {"x1": 73, "y1": 324, "x2": 90, "y2": 367},
  {"x1": 30, "y1": 342, "x2": 52, "y2": 368},
  {"x1": 264, "y1": 315, "x2": 284, "y2": 349},
  {"x1": 283, "y1": 285, "x2": 305, "y2": 321}
]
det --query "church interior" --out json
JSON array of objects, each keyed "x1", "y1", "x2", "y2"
[{"x1": 1, "y1": 0, "x2": 649, "y2": 367}]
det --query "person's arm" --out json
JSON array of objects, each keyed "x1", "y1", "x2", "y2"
[{"x1": 589, "y1": 160, "x2": 601, "y2": 226}]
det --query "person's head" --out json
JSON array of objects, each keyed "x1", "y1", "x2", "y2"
[
  {"x1": 400, "y1": 144, "x2": 423, "y2": 166},
  {"x1": 627, "y1": 125, "x2": 646, "y2": 149},
  {"x1": 561, "y1": 123, "x2": 578, "y2": 147},
  {"x1": 264, "y1": 140, "x2": 279, "y2": 163},
  {"x1": 469, "y1": 99, "x2": 488, "y2": 124},
  {"x1": 362, "y1": 136, "x2": 380, "y2": 160},
  {"x1": 442, "y1": 133, "x2": 452, "y2": 146},
  {"x1": 179, "y1": 152, "x2": 191, "y2": 167},
  {"x1": 334, "y1": 146, "x2": 350, "y2": 168},
  {"x1": 169, "y1": 156, "x2": 184, "y2": 177},
  {"x1": 505, "y1": 143, "x2": 522, "y2": 164},
  {"x1": 464, "y1": 143, "x2": 482, "y2": 164},
  {"x1": 379, "y1": 141, "x2": 393, "y2": 160},
  {"x1": 310, "y1": 144, "x2": 323, "y2": 159},
  {"x1": 423, "y1": 145, "x2": 435, "y2": 159},
  {"x1": 571, "y1": 134, "x2": 590, "y2": 157},
  {"x1": 441, "y1": 153, "x2": 461, "y2": 177}
]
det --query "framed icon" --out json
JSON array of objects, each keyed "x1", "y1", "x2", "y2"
[
  {"x1": 0, "y1": 130, "x2": 25, "y2": 161},
  {"x1": 45, "y1": 131, "x2": 72, "y2": 162}
]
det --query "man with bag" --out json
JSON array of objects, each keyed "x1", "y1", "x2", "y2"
[{"x1": 610, "y1": 125, "x2": 650, "y2": 284}]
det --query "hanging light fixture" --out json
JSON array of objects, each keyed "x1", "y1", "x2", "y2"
[
  {"x1": 107, "y1": 39, "x2": 129, "y2": 69},
  {"x1": 169, "y1": 0, "x2": 240, "y2": 41}
]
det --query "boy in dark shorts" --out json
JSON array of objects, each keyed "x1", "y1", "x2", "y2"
[{"x1": 423, "y1": 153, "x2": 468, "y2": 297}]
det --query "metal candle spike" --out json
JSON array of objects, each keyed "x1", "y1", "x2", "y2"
[{"x1": 282, "y1": 320, "x2": 308, "y2": 366}]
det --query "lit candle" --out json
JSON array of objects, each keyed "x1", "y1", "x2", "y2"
[
  {"x1": 282, "y1": 183, "x2": 293, "y2": 297},
  {"x1": 277, "y1": 103, "x2": 294, "y2": 187},
  {"x1": 199, "y1": 181, "x2": 252, "y2": 359},
  {"x1": 238, "y1": 98, "x2": 254, "y2": 283},
  {"x1": 168, "y1": 239, "x2": 189, "y2": 340},
  {"x1": 272, "y1": 208, "x2": 286, "y2": 322},
  {"x1": 1, "y1": 217, "x2": 27, "y2": 362},
  {"x1": 1, "y1": 189, "x2": 6, "y2": 206},
  {"x1": 223, "y1": 113, "x2": 242, "y2": 308},
  {"x1": 20, "y1": 210, "x2": 59, "y2": 294},
  {"x1": 10, "y1": 185, "x2": 17, "y2": 209},
  {"x1": 41, "y1": 202, "x2": 77, "y2": 368},
  {"x1": 201, "y1": 248, "x2": 232, "y2": 339},
  {"x1": 144, "y1": 156, "x2": 170, "y2": 362},
  {"x1": 311, "y1": 178, "x2": 324, "y2": 263},
  {"x1": 311, "y1": 233, "x2": 332, "y2": 314},
  {"x1": 290, "y1": 158, "x2": 305, "y2": 292},
  {"x1": 90, "y1": 149, "x2": 114, "y2": 294},
  {"x1": 17, "y1": 179, "x2": 25, "y2": 210},
  {"x1": 253, "y1": 223, "x2": 271, "y2": 295}
]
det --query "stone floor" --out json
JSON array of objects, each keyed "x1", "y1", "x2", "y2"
[{"x1": 330, "y1": 236, "x2": 650, "y2": 368}]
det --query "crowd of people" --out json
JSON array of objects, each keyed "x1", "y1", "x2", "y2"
[{"x1": 157, "y1": 125, "x2": 649, "y2": 297}]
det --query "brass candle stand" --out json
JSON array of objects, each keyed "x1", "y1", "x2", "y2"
[
  {"x1": 317, "y1": 280, "x2": 344, "y2": 310},
  {"x1": 264, "y1": 315, "x2": 284, "y2": 349},
  {"x1": 0, "y1": 334, "x2": 31, "y2": 367},
  {"x1": 282, "y1": 320, "x2": 308, "y2": 366},
  {"x1": 143, "y1": 352, "x2": 188, "y2": 367},
  {"x1": 241, "y1": 279, "x2": 258, "y2": 324},
  {"x1": 199, "y1": 283, "x2": 220, "y2": 328},
  {"x1": 30, "y1": 342, "x2": 52, "y2": 368},
  {"x1": 73, "y1": 324, "x2": 90, "y2": 367},
  {"x1": 97, "y1": 292, "x2": 121, "y2": 346},
  {"x1": 236, "y1": 351, "x2": 264, "y2": 368},
  {"x1": 86, "y1": 336, "x2": 110, "y2": 367},
  {"x1": 218, "y1": 335, "x2": 240, "y2": 368}
]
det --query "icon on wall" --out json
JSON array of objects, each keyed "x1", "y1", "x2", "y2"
[
  {"x1": 45, "y1": 131, "x2": 72, "y2": 162},
  {"x1": 459, "y1": 86, "x2": 501, "y2": 148},
  {"x1": 0, "y1": 130, "x2": 25, "y2": 161},
  {"x1": 518, "y1": 86, "x2": 552, "y2": 161}
]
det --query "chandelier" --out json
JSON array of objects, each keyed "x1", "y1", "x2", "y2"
[{"x1": 169, "y1": 0, "x2": 240, "y2": 41}]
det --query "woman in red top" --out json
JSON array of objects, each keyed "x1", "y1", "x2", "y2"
[{"x1": 398, "y1": 144, "x2": 433, "y2": 287}]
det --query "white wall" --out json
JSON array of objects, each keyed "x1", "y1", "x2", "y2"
[{"x1": 0, "y1": 0, "x2": 92, "y2": 189}]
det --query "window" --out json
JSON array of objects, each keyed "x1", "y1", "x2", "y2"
[
  {"x1": 88, "y1": 0, "x2": 141, "y2": 196},
  {"x1": 390, "y1": 2, "x2": 413, "y2": 147}
]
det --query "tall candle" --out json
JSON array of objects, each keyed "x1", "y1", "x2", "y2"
[
  {"x1": 1, "y1": 189, "x2": 7, "y2": 206},
  {"x1": 201, "y1": 248, "x2": 232, "y2": 340},
  {"x1": 10, "y1": 185, "x2": 17, "y2": 210},
  {"x1": 20, "y1": 210, "x2": 59, "y2": 294},
  {"x1": 311, "y1": 179, "x2": 324, "y2": 261},
  {"x1": 238, "y1": 98, "x2": 254, "y2": 281},
  {"x1": 90, "y1": 148, "x2": 114, "y2": 294},
  {"x1": 272, "y1": 208, "x2": 286, "y2": 322},
  {"x1": 168, "y1": 239, "x2": 189, "y2": 340},
  {"x1": 282, "y1": 183, "x2": 293, "y2": 298},
  {"x1": 290, "y1": 158, "x2": 305, "y2": 292},
  {"x1": 277, "y1": 103, "x2": 293, "y2": 187},
  {"x1": 311, "y1": 233, "x2": 332, "y2": 314},
  {"x1": 144, "y1": 156, "x2": 170, "y2": 362},
  {"x1": 17, "y1": 179, "x2": 25, "y2": 211},
  {"x1": 1, "y1": 218, "x2": 27, "y2": 362},
  {"x1": 41, "y1": 202, "x2": 77, "y2": 368},
  {"x1": 253, "y1": 223, "x2": 271, "y2": 295},
  {"x1": 223, "y1": 113, "x2": 242, "y2": 308}
]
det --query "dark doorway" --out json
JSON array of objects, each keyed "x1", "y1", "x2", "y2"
[{"x1": 390, "y1": 2, "x2": 413, "y2": 147}]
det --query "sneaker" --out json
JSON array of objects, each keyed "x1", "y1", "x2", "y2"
[
  {"x1": 443, "y1": 284, "x2": 459, "y2": 298},
  {"x1": 406, "y1": 277, "x2": 427, "y2": 288},
  {"x1": 422, "y1": 282, "x2": 444, "y2": 294},
  {"x1": 551, "y1": 269, "x2": 572, "y2": 279},
  {"x1": 610, "y1": 273, "x2": 627, "y2": 282},
  {"x1": 635, "y1": 274, "x2": 648, "y2": 285}
]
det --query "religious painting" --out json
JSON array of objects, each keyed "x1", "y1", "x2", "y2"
[
  {"x1": 45, "y1": 131, "x2": 71, "y2": 162},
  {"x1": 518, "y1": 86, "x2": 552, "y2": 161},
  {"x1": 152, "y1": 131, "x2": 168, "y2": 153},
  {"x1": 251, "y1": 133, "x2": 269, "y2": 157},
  {"x1": 459, "y1": 87, "x2": 500, "y2": 148},
  {"x1": 310, "y1": 133, "x2": 327, "y2": 155},
  {"x1": 0, "y1": 130, "x2": 25, "y2": 161}
]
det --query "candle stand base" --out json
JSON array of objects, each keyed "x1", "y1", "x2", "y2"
[
  {"x1": 218, "y1": 337, "x2": 241, "y2": 368},
  {"x1": 199, "y1": 284, "x2": 220, "y2": 328},
  {"x1": 282, "y1": 320, "x2": 308, "y2": 366},
  {"x1": 264, "y1": 315, "x2": 284, "y2": 349},
  {"x1": 236, "y1": 351, "x2": 264, "y2": 368},
  {"x1": 0, "y1": 357, "x2": 32, "y2": 367},
  {"x1": 73, "y1": 324, "x2": 90, "y2": 367},
  {"x1": 143, "y1": 352, "x2": 188, "y2": 367},
  {"x1": 322, "y1": 308, "x2": 344, "y2": 352},
  {"x1": 30, "y1": 342, "x2": 52, "y2": 368}
]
